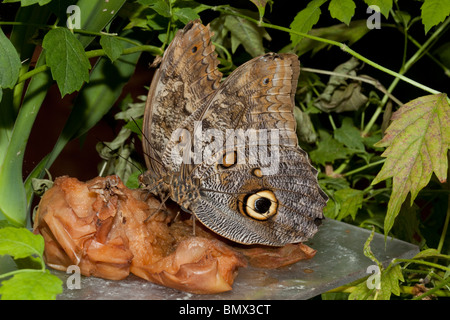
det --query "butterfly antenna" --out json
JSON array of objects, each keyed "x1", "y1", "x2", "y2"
[
  {"x1": 97, "y1": 140, "x2": 145, "y2": 175},
  {"x1": 130, "y1": 116, "x2": 165, "y2": 168}
]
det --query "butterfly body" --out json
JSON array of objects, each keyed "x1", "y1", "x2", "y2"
[{"x1": 141, "y1": 20, "x2": 327, "y2": 246}]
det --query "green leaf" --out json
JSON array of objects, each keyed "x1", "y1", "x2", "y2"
[
  {"x1": 0, "y1": 270, "x2": 63, "y2": 300},
  {"x1": 363, "y1": 0, "x2": 393, "y2": 19},
  {"x1": 310, "y1": 130, "x2": 351, "y2": 165},
  {"x1": 24, "y1": 31, "x2": 143, "y2": 199},
  {"x1": 413, "y1": 248, "x2": 450, "y2": 260},
  {"x1": 126, "y1": 170, "x2": 142, "y2": 189},
  {"x1": 249, "y1": 0, "x2": 272, "y2": 21},
  {"x1": 334, "y1": 118, "x2": 365, "y2": 151},
  {"x1": 100, "y1": 35, "x2": 124, "y2": 62},
  {"x1": 348, "y1": 264, "x2": 404, "y2": 300},
  {"x1": 328, "y1": 0, "x2": 356, "y2": 25},
  {"x1": 0, "y1": 28, "x2": 21, "y2": 90},
  {"x1": 421, "y1": 0, "x2": 450, "y2": 34},
  {"x1": 290, "y1": 0, "x2": 327, "y2": 46},
  {"x1": 294, "y1": 107, "x2": 317, "y2": 144},
  {"x1": 2, "y1": 0, "x2": 52, "y2": 6},
  {"x1": 315, "y1": 57, "x2": 368, "y2": 113},
  {"x1": 334, "y1": 188, "x2": 364, "y2": 220},
  {"x1": 144, "y1": 0, "x2": 171, "y2": 17},
  {"x1": 372, "y1": 93, "x2": 450, "y2": 237},
  {"x1": 363, "y1": 227, "x2": 381, "y2": 267},
  {"x1": 378, "y1": 264, "x2": 404, "y2": 299},
  {"x1": 223, "y1": 15, "x2": 269, "y2": 57},
  {"x1": 42, "y1": 28, "x2": 91, "y2": 96},
  {"x1": 0, "y1": 227, "x2": 44, "y2": 259},
  {"x1": 173, "y1": 7, "x2": 200, "y2": 24},
  {"x1": 71, "y1": 0, "x2": 127, "y2": 48}
]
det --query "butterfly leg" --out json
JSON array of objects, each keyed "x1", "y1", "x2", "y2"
[
  {"x1": 191, "y1": 214, "x2": 196, "y2": 237},
  {"x1": 144, "y1": 193, "x2": 171, "y2": 223}
]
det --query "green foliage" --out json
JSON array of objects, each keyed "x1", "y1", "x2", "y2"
[
  {"x1": 0, "y1": 28, "x2": 21, "y2": 91},
  {"x1": 421, "y1": 0, "x2": 450, "y2": 33},
  {"x1": 0, "y1": 226, "x2": 63, "y2": 300},
  {"x1": 0, "y1": 0, "x2": 449, "y2": 300},
  {"x1": 42, "y1": 28, "x2": 92, "y2": 96},
  {"x1": 372, "y1": 93, "x2": 450, "y2": 237},
  {"x1": 328, "y1": 0, "x2": 356, "y2": 25},
  {"x1": 290, "y1": 0, "x2": 327, "y2": 46}
]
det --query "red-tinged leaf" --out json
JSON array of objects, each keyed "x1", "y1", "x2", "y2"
[{"x1": 372, "y1": 93, "x2": 450, "y2": 235}]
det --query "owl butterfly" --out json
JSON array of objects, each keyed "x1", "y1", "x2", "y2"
[{"x1": 141, "y1": 20, "x2": 328, "y2": 246}]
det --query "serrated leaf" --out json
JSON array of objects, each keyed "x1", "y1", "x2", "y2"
[
  {"x1": 421, "y1": 0, "x2": 450, "y2": 34},
  {"x1": 328, "y1": 0, "x2": 356, "y2": 25},
  {"x1": 335, "y1": 188, "x2": 364, "y2": 220},
  {"x1": 100, "y1": 35, "x2": 123, "y2": 62},
  {"x1": 42, "y1": 28, "x2": 91, "y2": 96},
  {"x1": 348, "y1": 264, "x2": 404, "y2": 300},
  {"x1": 363, "y1": 0, "x2": 393, "y2": 19},
  {"x1": 334, "y1": 118, "x2": 365, "y2": 151},
  {"x1": 372, "y1": 93, "x2": 450, "y2": 236},
  {"x1": 290, "y1": 0, "x2": 327, "y2": 46},
  {"x1": 0, "y1": 227, "x2": 44, "y2": 259},
  {"x1": 0, "y1": 270, "x2": 63, "y2": 300},
  {"x1": 379, "y1": 264, "x2": 404, "y2": 299},
  {"x1": 310, "y1": 130, "x2": 352, "y2": 165},
  {"x1": 0, "y1": 28, "x2": 21, "y2": 89}
]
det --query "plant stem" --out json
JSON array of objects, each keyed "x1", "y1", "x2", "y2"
[
  {"x1": 16, "y1": 45, "x2": 163, "y2": 84},
  {"x1": 393, "y1": 259, "x2": 450, "y2": 272},
  {"x1": 343, "y1": 159, "x2": 385, "y2": 177},
  {"x1": 0, "y1": 268, "x2": 45, "y2": 280},
  {"x1": 363, "y1": 16, "x2": 450, "y2": 135},
  {"x1": 214, "y1": 7, "x2": 442, "y2": 97},
  {"x1": 411, "y1": 276, "x2": 450, "y2": 300}
]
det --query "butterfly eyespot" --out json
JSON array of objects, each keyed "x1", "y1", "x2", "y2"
[
  {"x1": 238, "y1": 190, "x2": 278, "y2": 220},
  {"x1": 191, "y1": 46, "x2": 198, "y2": 53},
  {"x1": 219, "y1": 150, "x2": 237, "y2": 169},
  {"x1": 251, "y1": 168, "x2": 263, "y2": 178},
  {"x1": 262, "y1": 77, "x2": 270, "y2": 85}
]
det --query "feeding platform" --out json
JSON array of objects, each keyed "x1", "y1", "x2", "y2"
[{"x1": 53, "y1": 219, "x2": 419, "y2": 300}]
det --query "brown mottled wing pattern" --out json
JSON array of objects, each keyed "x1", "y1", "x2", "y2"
[
  {"x1": 201, "y1": 53, "x2": 300, "y2": 147},
  {"x1": 143, "y1": 20, "x2": 222, "y2": 178},
  {"x1": 171, "y1": 53, "x2": 327, "y2": 245}
]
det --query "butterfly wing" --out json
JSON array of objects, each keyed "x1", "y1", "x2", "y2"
[
  {"x1": 143, "y1": 20, "x2": 222, "y2": 178},
  {"x1": 179, "y1": 53, "x2": 327, "y2": 245}
]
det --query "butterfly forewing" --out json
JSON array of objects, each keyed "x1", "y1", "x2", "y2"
[{"x1": 143, "y1": 21, "x2": 327, "y2": 246}]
